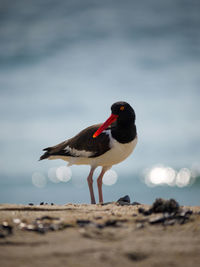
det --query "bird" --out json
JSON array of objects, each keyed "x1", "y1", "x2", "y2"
[{"x1": 39, "y1": 101, "x2": 137, "y2": 204}]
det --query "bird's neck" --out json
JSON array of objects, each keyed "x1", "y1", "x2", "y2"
[{"x1": 111, "y1": 119, "x2": 137, "y2": 144}]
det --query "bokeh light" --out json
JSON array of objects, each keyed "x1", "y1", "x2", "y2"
[
  {"x1": 48, "y1": 167, "x2": 60, "y2": 183},
  {"x1": 144, "y1": 165, "x2": 196, "y2": 188},
  {"x1": 145, "y1": 165, "x2": 176, "y2": 187},
  {"x1": 32, "y1": 172, "x2": 47, "y2": 188},
  {"x1": 176, "y1": 168, "x2": 191, "y2": 187},
  {"x1": 103, "y1": 170, "x2": 118, "y2": 186},
  {"x1": 56, "y1": 166, "x2": 72, "y2": 182}
]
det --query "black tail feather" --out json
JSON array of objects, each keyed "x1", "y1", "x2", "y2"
[
  {"x1": 39, "y1": 140, "x2": 69, "y2": 161},
  {"x1": 43, "y1": 147, "x2": 51, "y2": 151},
  {"x1": 39, "y1": 151, "x2": 51, "y2": 161}
]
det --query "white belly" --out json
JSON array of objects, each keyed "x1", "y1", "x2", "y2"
[
  {"x1": 92, "y1": 137, "x2": 137, "y2": 167},
  {"x1": 49, "y1": 137, "x2": 137, "y2": 168}
]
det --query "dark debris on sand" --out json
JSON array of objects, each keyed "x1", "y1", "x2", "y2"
[
  {"x1": 102, "y1": 195, "x2": 141, "y2": 206},
  {"x1": 12, "y1": 216, "x2": 74, "y2": 234},
  {"x1": 0, "y1": 222, "x2": 13, "y2": 238},
  {"x1": 138, "y1": 198, "x2": 193, "y2": 226},
  {"x1": 76, "y1": 218, "x2": 127, "y2": 229},
  {"x1": 28, "y1": 202, "x2": 54, "y2": 206},
  {"x1": 117, "y1": 195, "x2": 141, "y2": 206},
  {"x1": 0, "y1": 197, "x2": 194, "y2": 237}
]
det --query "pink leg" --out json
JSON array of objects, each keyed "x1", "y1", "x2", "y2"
[
  {"x1": 97, "y1": 167, "x2": 107, "y2": 204},
  {"x1": 87, "y1": 167, "x2": 96, "y2": 204}
]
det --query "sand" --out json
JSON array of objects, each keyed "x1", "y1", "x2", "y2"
[{"x1": 0, "y1": 202, "x2": 200, "y2": 267}]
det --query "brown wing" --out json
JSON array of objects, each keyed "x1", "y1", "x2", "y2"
[{"x1": 39, "y1": 124, "x2": 111, "y2": 160}]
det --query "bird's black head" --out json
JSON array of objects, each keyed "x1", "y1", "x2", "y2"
[
  {"x1": 111, "y1": 101, "x2": 136, "y2": 122},
  {"x1": 93, "y1": 101, "x2": 136, "y2": 139}
]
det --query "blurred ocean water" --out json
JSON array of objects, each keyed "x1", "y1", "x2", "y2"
[{"x1": 0, "y1": 0, "x2": 200, "y2": 205}]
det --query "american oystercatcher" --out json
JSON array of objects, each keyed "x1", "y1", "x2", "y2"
[{"x1": 40, "y1": 101, "x2": 137, "y2": 204}]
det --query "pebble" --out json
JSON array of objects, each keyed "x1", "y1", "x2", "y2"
[
  {"x1": 76, "y1": 220, "x2": 92, "y2": 227},
  {"x1": 36, "y1": 216, "x2": 60, "y2": 221},
  {"x1": 13, "y1": 218, "x2": 21, "y2": 224},
  {"x1": 138, "y1": 208, "x2": 152, "y2": 216},
  {"x1": 136, "y1": 223, "x2": 145, "y2": 229},
  {"x1": 101, "y1": 202, "x2": 112, "y2": 205},
  {"x1": 0, "y1": 222, "x2": 13, "y2": 238},
  {"x1": 149, "y1": 214, "x2": 166, "y2": 224},
  {"x1": 104, "y1": 220, "x2": 119, "y2": 227},
  {"x1": 164, "y1": 219, "x2": 176, "y2": 226},
  {"x1": 117, "y1": 201, "x2": 130, "y2": 206},
  {"x1": 117, "y1": 195, "x2": 131, "y2": 204},
  {"x1": 131, "y1": 202, "x2": 141, "y2": 206}
]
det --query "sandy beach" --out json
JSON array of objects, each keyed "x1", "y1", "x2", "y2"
[{"x1": 0, "y1": 200, "x2": 200, "y2": 267}]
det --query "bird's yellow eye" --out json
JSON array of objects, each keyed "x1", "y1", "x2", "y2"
[{"x1": 120, "y1": 106, "x2": 125, "y2": 111}]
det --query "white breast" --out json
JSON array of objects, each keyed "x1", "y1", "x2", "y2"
[{"x1": 92, "y1": 136, "x2": 138, "y2": 168}]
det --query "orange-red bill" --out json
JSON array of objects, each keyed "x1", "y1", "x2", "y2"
[{"x1": 93, "y1": 114, "x2": 118, "y2": 138}]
